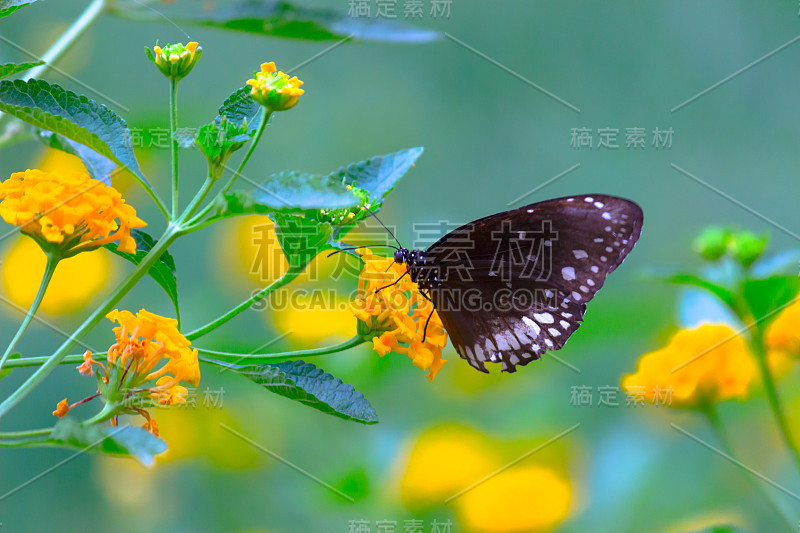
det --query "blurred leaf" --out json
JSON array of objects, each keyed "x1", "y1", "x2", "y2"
[
  {"x1": 333, "y1": 467, "x2": 370, "y2": 503},
  {"x1": 35, "y1": 130, "x2": 116, "y2": 184},
  {"x1": 741, "y1": 276, "x2": 800, "y2": 325},
  {"x1": 0, "y1": 79, "x2": 147, "y2": 185},
  {"x1": 667, "y1": 273, "x2": 736, "y2": 309},
  {"x1": 50, "y1": 418, "x2": 167, "y2": 467},
  {"x1": 0, "y1": 354, "x2": 20, "y2": 380},
  {"x1": 0, "y1": 0, "x2": 39, "y2": 18},
  {"x1": 0, "y1": 61, "x2": 42, "y2": 79},
  {"x1": 684, "y1": 526, "x2": 749, "y2": 533},
  {"x1": 146, "y1": 0, "x2": 439, "y2": 42},
  {"x1": 222, "y1": 360, "x2": 379, "y2": 424},
  {"x1": 104, "y1": 229, "x2": 180, "y2": 325}
]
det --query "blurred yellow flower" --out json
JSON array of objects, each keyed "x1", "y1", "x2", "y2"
[
  {"x1": 0, "y1": 168, "x2": 145, "y2": 256},
  {"x1": 153, "y1": 404, "x2": 264, "y2": 470},
  {"x1": 457, "y1": 467, "x2": 571, "y2": 533},
  {"x1": 766, "y1": 299, "x2": 800, "y2": 357},
  {"x1": 272, "y1": 294, "x2": 353, "y2": 343},
  {"x1": 247, "y1": 61, "x2": 304, "y2": 112},
  {"x1": 2, "y1": 236, "x2": 112, "y2": 314},
  {"x1": 622, "y1": 324, "x2": 758, "y2": 409},
  {"x1": 352, "y1": 251, "x2": 448, "y2": 381},
  {"x1": 400, "y1": 424, "x2": 503, "y2": 507}
]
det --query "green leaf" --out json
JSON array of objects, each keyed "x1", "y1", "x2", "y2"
[
  {"x1": 103, "y1": 229, "x2": 180, "y2": 325},
  {"x1": 254, "y1": 170, "x2": 365, "y2": 211},
  {"x1": 741, "y1": 276, "x2": 800, "y2": 325},
  {"x1": 667, "y1": 273, "x2": 736, "y2": 309},
  {"x1": 0, "y1": 0, "x2": 39, "y2": 19},
  {"x1": 50, "y1": 418, "x2": 167, "y2": 466},
  {"x1": 35, "y1": 130, "x2": 116, "y2": 185},
  {"x1": 270, "y1": 212, "x2": 335, "y2": 267},
  {"x1": 223, "y1": 360, "x2": 378, "y2": 424},
  {"x1": 0, "y1": 79, "x2": 147, "y2": 185},
  {"x1": 0, "y1": 61, "x2": 42, "y2": 80},
  {"x1": 194, "y1": 120, "x2": 252, "y2": 172},
  {"x1": 331, "y1": 146, "x2": 424, "y2": 202},
  {"x1": 142, "y1": 0, "x2": 439, "y2": 42},
  {"x1": 218, "y1": 85, "x2": 264, "y2": 133},
  {"x1": 0, "y1": 354, "x2": 20, "y2": 380}
]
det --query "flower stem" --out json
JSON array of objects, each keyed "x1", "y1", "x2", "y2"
[
  {"x1": 185, "y1": 261, "x2": 309, "y2": 341},
  {"x1": 748, "y1": 326, "x2": 800, "y2": 476},
  {"x1": 0, "y1": 252, "x2": 59, "y2": 375},
  {"x1": 169, "y1": 77, "x2": 180, "y2": 219},
  {"x1": 185, "y1": 109, "x2": 271, "y2": 227},
  {"x1": 1, "y1": 353, "x2": 99, "y2": 369},
  {"x1": 0, "y1": 0, "x2": 107, "y2": 128},
  {"x1": 704, "y1": 406, "x2": 795, "y2": 531},
  {"x1": 197, "y1": 335, "x2": 365, "y2": 366},
  {"x1": 0, "y1": 226, "x2": 180, "y2": 421}
]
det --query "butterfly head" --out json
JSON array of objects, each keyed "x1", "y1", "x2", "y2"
[{"x1": 393, "y1": 248, "x2": 411, "y2": 265}]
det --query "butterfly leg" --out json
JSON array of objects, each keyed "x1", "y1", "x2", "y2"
[
  {"x1": 418, "y1": 288, "x2": 436, "y2": 343},
  {"x1": 375, "y1": 270, "x2": 409, "y2": 294}
]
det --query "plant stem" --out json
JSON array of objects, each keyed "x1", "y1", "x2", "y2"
[
  {"x1": 0, "y1": 252, "x2": 59, "y2": 374},
  {"x1": 1, "y1": 353, "x2": 99, "y2": 369},
  {"x1": 198, "y1": 336, "x2": 365, "y2": 366},
  {"x1": 185, "y1": 262, "x2": 309, "y2": 341},
  {"x1": 0, "y1": 428, "x2": 52, "y2": 439},
  {"x1": 704, "y1": 406, "x2": 795, "y2": 531},
  {"x1": 169, "y1": 77, "x2": 180, "y2": 219},
  {"x1": 749, "y1": 326, "x2": 800, "y2": 476},
  {"x1": 0, "y1": 226, "x2": 180, "y2": 421},
  {"x1": 185, "y1": 110, "x2": 270, "y2": 227},
  {"x1": 0, "y1": 0, "x2": 107, "y2": 128}
]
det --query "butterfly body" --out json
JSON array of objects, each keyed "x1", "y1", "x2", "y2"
[{"x1": 393, "y1": 194, "x2": 643, "y2": 374}]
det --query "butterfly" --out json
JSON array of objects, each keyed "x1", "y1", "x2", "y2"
[{"x1": 390, "y1": 194, "x2": 643, "y2": 373}]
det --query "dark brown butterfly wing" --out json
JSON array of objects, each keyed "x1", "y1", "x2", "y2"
[{"x1": 424, "y1": 194, "x2": 643, "y2": 373}]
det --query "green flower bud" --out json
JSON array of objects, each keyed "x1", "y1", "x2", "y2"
[
  {"x1": 693, "y1": 226, "x2": 732, "y2": 261},
  {"x1": 146, "y1": 42, "x2": 202, "y2": 81},
  {"x1": 729, "y1": 231, "x2": 768, "y2": 268}
]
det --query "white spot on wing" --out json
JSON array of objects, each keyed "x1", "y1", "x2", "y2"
[
  {"x1": 573, "y1": 250, "x2": 588, "y2": 259},
  {"x1": 602, "y1": 212, "x2": 612, "y2": 220},
  {"x1": 521, "y1": 316, "x2": 541, "y2": 336},
  {"x1": 532, "y1": 312, "x2": 554, "y2": 324},
  {"x1": 561, "y1": 266, "x2": 576, "y2": 281}
]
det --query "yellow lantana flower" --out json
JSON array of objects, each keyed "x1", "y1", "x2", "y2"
[
  {"x1": 0, "y1": 169, "x2": 145, "y2": 257},
  {"x1": 104, "y1": 309, "x2": 201, "y2": 405},
  {"x1": 247, "y1": 62, "x2": 304, "y2": 112},
  {"x1": 146, "y1": 41, "x2": 202, "y2": 80},
  {"x1": 622, "y1": 324, "x2": 758, "y2": 409},
  {"x1": 352, "y1": 251, "x2": 448, "y2": 381}
]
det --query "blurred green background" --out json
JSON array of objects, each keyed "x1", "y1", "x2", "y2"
[{"x1": 1, "y1": 1, "x2": 800, "y2": 531}]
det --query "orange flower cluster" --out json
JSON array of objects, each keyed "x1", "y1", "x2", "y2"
[
  {"x1": 352, "y1": 252, "x2": 448, "y2": 381},
  {"x1": 0, "y1": 169, "x2": 145, "y2": 256},
  {"x1": 105, "y1": 309, "x2": 200, "y2": 406},
  {"x1": 622, "y1": 324, "x2": 758, "y2": 409}
]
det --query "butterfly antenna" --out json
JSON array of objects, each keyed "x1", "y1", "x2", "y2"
[
  {"x1": 327, "y1": 244, "x2": 399, "y2": 258},
  {"x1": 365, "y1": 209, "x2": 403, "y2": 248}
]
